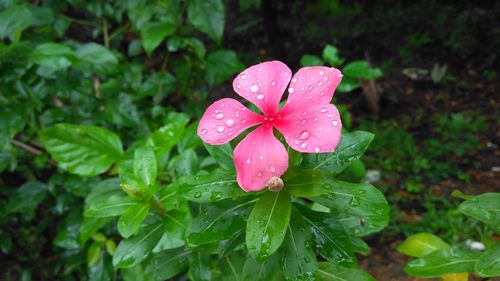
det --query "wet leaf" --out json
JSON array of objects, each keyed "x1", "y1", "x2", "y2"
[
  {"x1": 397, "y1": 232, "x2": 450, "y2": 258},
  {"x1": 404, "y1": 248, "x2": 479, "y2": 278}
]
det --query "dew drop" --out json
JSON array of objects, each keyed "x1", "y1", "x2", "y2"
[
  {"x1": 307, "y1": 85, "x2": 313, "y2": 91},
  {"x1": 300, "y1": 130, "x2": 310, "y2": 140},
  {"x1": 259, "y1": 155, "x2": 264, "y2": 160},
  {"x1": 250, "y1": 84, "x2": 259, "y2": 93},
  {"x1": 292, "y1": 78, "x2": 297, "y2": 83},
  {"x1": 320, "y1": 107, "x2": 328, "y2": 113},
  {"x1": 216, "y1": 126, "x2": 225, "y2": 133},
  {"x1": 301, "y1": 119, "x2": 307, "y2": 125},
  {"x1": 314, "y1": 147, "x2": 320, "y2": 152},
  {"x1": 226, "y1": 119, "x2": 235, "y2": 127},
  {"x1": 317, "y1": 81, "x2": 323, "y2": 86},
  {"x1": 257, "y1": 94, "x2": 265, "y2": 100},
  {"x1": 236, "y1": 84, "x2": 242, "y2": 88},
  {"x1": 313, "y1": 117, "x2": 318, "y2": 122},
  {"x1": 332, "y1": 120, "x2": 339, "y2": 126},
  {"x1": 271, "y1": 80, "x2": 276, "y2": 86},
  {"x1": 227, "y1": 131, "x2": 234, "y2": 136},
  {"x1": 319, "y1": 70, "x2": 325, "y2": 75},
  {"x1": 294, "y1": 140, "x2": 300, "y2": 145},
  {"x1": 246, "y1": 158, "x2": 251, "y2": 164},
  {"x1": 288, "y1": 87, "x2": 294, "y2": 94},
  {"x1": 257, "y1": 172, "x2": 263, "y2": 177},
  {"x1": 201, "y1": 129, "x2": 207, "y2": 134},
  {"x1": 270, "y1": 166, "x2": 276, "y2": 173},
  {"x1": 215, "y1": 113, "x2": 224, "y2": 120},
  {"x1": 258, "y1": 67, "x2": 262, "y2": 72},
  {"x1": 324, "y1": 77, "x2": 328, "y2": 81},
  {"x1": 301, "y1": 142, "x2": 308, "y2": 149},
  {"x1": 241, "y1": 107, "x2": 246, "y2": 111},
  {"x1": 241, "y1": 74, "x2": 247, "y2": 79},
  {"x1": 327, "y1": 114, "x2": 333, "y2": 118}
]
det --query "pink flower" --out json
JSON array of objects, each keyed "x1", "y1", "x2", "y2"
[{"x1": 198, "y1": 61, "x2": 343, "y2": 192}]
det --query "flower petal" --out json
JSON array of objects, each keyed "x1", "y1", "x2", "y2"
[
  {"x1": 198, "y1": 98, "x2": 264, "y2": 145},
  {"x1": 233, "y1": 61, "x2": 292, "y2": 116},
  {"x1": 279, "y1": 66, "x2": 342, "y2": 114},
  {"x1": 233, "y1": 124, "x2": 289, "y2": 191},
  {"x1": 274, "y1": 103, "x2": 342, "y2": 153}
]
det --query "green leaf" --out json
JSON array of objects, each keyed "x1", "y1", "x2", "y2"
[
  {"x1": 475, "y1": 243, "x2": 500, "y2": 277},
  {"x1": 141, "y1": 18, "x2": 176, "y2": 56},
  {"x1": 404, "y1": 248, "x2": 479, "y2": 278},
  {"x1": 147, "y1": 121, "x2": 187, "y2": 158},
  {"x1": 134, "y1": 145, "x2": 157, "y2": 188},
  {"x1": 177, "y1": 169, "x2": 249, "y2": 203},
  {"x1": 187, "y1": 198, "x2": 255, "y2": 246},
  {"x1": 144, "y1": 248, "x2": 190, "y2": 280},
  {"x1": 204, "y1": 142, "x2": 234, "y2": 171},
  {"x1": 75, "y1": 43, "x2": 118, "y2": 73},
  {"x1": 313, "y1": 180, "x2": 389, "y2": 237},
  {"x1": 458, "y1": 193, "x2": 500, "y2": 231},
  {"x1": 80, "y1": 217, "x2": 111, "y2": 244},
  {"x1": 5, "y1": 182, "x2": 47, "y2": 218},
  {"x1": 316, "y1": 262, "x2": 376, "y2": 281},
  {"x1": 242, "y1": 254, "x2": 283, "y2": 281},
  {"x1": 343, "y1": 61, "x2": 383, "y2": 79},
  {"x1": 246, "y1": 192, "x2": 291, "y2": 262},
  {"x1": 205, "y1": 50, "x2": 244, "y2": 86},
  {"x1": 112, "y1": 219, "x2": 164, "y2": 268},
  {"x1": 0, "y1": 5, "x2": 33, "y2": 40},
  {"x1": 118, "y1": 203, "x2": 150, "y2": 239},
  {"x1": 220, "y1": 255, "x2": 245, "y2": 281},
  {"x1": 31, "y1": 43, "x2": 76, "y2": 69},
  {"x1": 281, "y1": 209, "x2": 318, "y2": 280},
  {"x1": 295, "y1": 204, "x2": 356, "y2": 266},
  {"x1": 188, "y1": 251, "x2": 212, "y2": 281},
  {"x1": 397, "y1": 233, "x2": 451, "y2": 258},
  {"x1": 285, "y1": 170, "x2": 334, "y2": 198},
  {"x1": 153, "y1": 209, "x2": 190, "y2": 252},
  {"x1": 188, "y1": 0, "x2": 225, "y2": 43},
  {"x1": 300, "y1": 54, "x2": 323, "y2": 66},
  {"x1": 84, "y1": 193, "x2": 135, "y2": 218},
  {"x1": 174, "y1": 148, "x2": 198, "y2": 177},
  {"x1": 322, "y1": 44, "x2": 343, "y2": 67},
  {"x1": 42, "y1": 124, "x2": 123, "y2": 176},
  {"x1": 302, "y1": 130, "x2": 374, "y2": 175},
  {"x1": 337, "y1": 76, "x2": 360, "y2": 93}
]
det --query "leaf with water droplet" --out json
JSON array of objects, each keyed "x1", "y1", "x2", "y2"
[
  {"x1": 144, "y1": 247, "x2": 190, "y2": 280},
  {"x1": 302, "y1": 130, "x2": 374, "y2": 175},
  {"x1": 281, "y1": 208, "x2": 318, "y2": 280},
  {"x1": 313, "y1": 180, "x2": 389, "y2": 237},
  {"x1": 316, "y1": 262, "x2": 376, "y2": 281},
  {"x1": 458, "y1": 193, "x2": 500, "y2": 231},
  {"x1": 246, "y1": 191, "x2": 291, "y2": 263}
]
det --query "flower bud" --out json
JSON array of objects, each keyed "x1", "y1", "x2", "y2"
[{"x1": 267, "y1": 176, "x2": 284, "y2": 192}]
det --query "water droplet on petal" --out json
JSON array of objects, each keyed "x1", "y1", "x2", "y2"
[
  {"x1": 271, "y1": 80, "x2": 276, "y2": 86},
  {"x1": 236, "y1": 84, "x2": 242, "y2": 88},
  {"x1": 301, "y1": 119, "x2": 307, "y2": 125},
  {"x1": 313, "y1": 117, "x2": 318, "y2": 122},
  {"x1": 246, "y1": 158, "x2": 251, "y2": 164},
  {"x1": 307, "y1": 85, "x2": 313, "y2": 91},
  {"x1": 226, "y1": 119, "x2": 235, "y2": 127},
  {"x1": 250, "y1": 84, "x2": 259, "y2": 92},
  {"x1": 292, "y1": 78, "x2": 297, "y2": 83},
  {"x1": 314, "y1": 147, "x2": 320, "y2": 152},
  {"x1": 301, "y1": 142, "x2": 308, "y2": 149},
  {"x1": 300, "y1": 130, "x2": 310, "y2": 140},
  {"x1": 319, "y1": 70, "x2": 325, "y2": 75},
  {"x1": 270, "y1": 166, "x2": 276, "y2": 173},
  {"x1": 257, "y1": 94, "x2": 264, "y2": 100},
  {"x1": 327, "y1": 114, "x2": 333, "y2": 118},
  {"x1": 332, "y1": 120, "x2": 339, "y2": 126},
  {"x1": 288, "y1": 87, "x2": 294, "y2": 94},
  {"x1": 258, "y1": 68, "x2": 262, "y2": 72},
  {"x1": 259, "y1": 155, "x2": 264, "y2": 160},
  {"x1": 215, "y1": 113, "x2": 224, "y2": 120},
  {"x1": 257, "y1": 172, "x2": 263, "y2": 177},
  {"x1": 294, "y1": 140, "x2": 300, "y2": 145},
  {"x1": 324, "y1": 77, "x2": 328, "y2": 81},
  {"x1": 216, "y1": 126, "x2": 225, "y2": 133},
  {"x1": 317, "y1": 81, "x2": 323, "y2": 86},
  {"x1": 320, "y1": 107, "x2": 327, "y2": 113},
  {"x1": 201, "y1": 129, "x2": 207, "y2": 134},
  {"x1": 241, "y1": 74, "x2": 247, "y2": 79}
]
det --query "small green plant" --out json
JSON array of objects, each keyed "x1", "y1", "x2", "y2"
[{"x1": 397, "y1": 192, "x2": 500, "y2": 279}]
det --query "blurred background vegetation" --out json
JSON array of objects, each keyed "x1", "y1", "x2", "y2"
[{"x1": 0, "y1": 0, "x2": 498, "y2": 280}]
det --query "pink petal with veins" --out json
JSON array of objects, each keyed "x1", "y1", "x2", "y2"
[
  {"x1": 280, "y1": 66, "x2": 342, "y2": 114},
  {"x1": 275, "y1": 103, "x2": 342, "y2": 153},
  {"x1": 197, "y1": 98, "x2": 264, "y2": 145},
  {"x1": 233, "y1": 124, "x2": 289, "y2": 191},
  {"x1": 232, "y1": 61, "x2": 292, "y2": 116}
]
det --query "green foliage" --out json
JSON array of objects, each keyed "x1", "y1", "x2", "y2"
[
  {"x1": 398, "y1": 193, "x2": 500, "y2": 278},
  {"x1": 300, "y1": 44, "x2": 383, "y2": 93}
]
